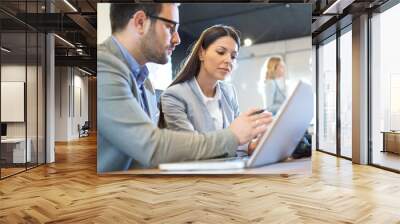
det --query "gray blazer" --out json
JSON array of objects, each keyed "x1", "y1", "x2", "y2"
[
  {"x1": 161, "y1": 78, "x2": 240, "y2": 132},
  {"x1": 97, "y1": 37, "x2": 238, "y2": 172}
]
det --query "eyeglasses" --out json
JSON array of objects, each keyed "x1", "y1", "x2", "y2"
[{"x1": 148, "y1": 15, "x2": 179, "y2": 35}]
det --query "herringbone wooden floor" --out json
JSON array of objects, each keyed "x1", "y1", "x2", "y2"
[{"x1": 1, "y1": 134, "x2": 400, "y2": 223}]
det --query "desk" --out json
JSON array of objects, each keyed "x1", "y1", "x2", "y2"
[
  {"x1": 1, "y1": 138, "x2": 31, "y2": 163},
  {"x1": 101, "y1": 158, "x2": 311, "y2": 175},
  {"x1": 381, "y1": 131, "x2": 400, "y2": 154}
]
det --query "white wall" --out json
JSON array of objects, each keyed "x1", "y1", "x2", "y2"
[
  {"x1": 1, "y1": 65, "x2": 26, "y2": 141},
  {"x1": 72, "y1": 74, "x2": 89, "y2": 137},
  {"x1": 1, "y1": 65, "x2": 26, "y2": 81},
  {"x1": 230, "y1": 36, "x2": 313, "y2": 112},
  {"x1": 55, "y1": 67, "x2": 89, "y2": 141},
  {"x1": 97, "y1": 3, "x2": 111, "y2": 45},
  {"x1": 1, "y1": 65, "x2": 37, "y2": 137},
  {"x1": 55, "y1": 67, "x2": 68, "y2": 141},
  {"x1": 1, "y1": 82, "x2": 24, "y2": 122},
  {"x1": 1, "y1": 66, "x2": 26, "y2": 127},
  {"x1": 1, "y1": 64, "x2": 46, "y2": 163},
  {"x1": 97, "y1": 3, "x2": 172, "y2": 91}
]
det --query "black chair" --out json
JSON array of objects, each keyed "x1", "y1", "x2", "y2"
[{"x1": 78, "y1": 121, "x2": 90, "y2": 138}]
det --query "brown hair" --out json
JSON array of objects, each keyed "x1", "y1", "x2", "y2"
[
  {"x1": 110, "y1": 3, "x2": 163, "y2": 34},
  {"x1": 169, "y1": 24, "x2": 240, "y2": 87},
  {"x1": 158, "y1": 24, "x2": 241, "y2": 128},
  {"x1": 265, "y1": 56, "x2": 283, "y2": 80}
]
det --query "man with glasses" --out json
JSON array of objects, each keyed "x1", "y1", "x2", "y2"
[{"x1": 97, "y1": 3, "x2": 272, "y2": 172}]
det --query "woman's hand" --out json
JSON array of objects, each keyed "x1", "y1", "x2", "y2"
[{"x1": 229, "y1": 108, "x2": 273, "y2": 145}]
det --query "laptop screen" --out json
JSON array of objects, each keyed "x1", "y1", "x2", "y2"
[{"x1": 247, "y1": 81, "x2": 313, "y2": 167}]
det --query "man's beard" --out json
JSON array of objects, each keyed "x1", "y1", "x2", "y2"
[{"x1": 142, "y1": 27, "x2": 169, "y2": 64}]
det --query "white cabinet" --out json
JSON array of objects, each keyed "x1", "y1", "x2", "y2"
[{"x1": 1, "y1": 138, "x2": 31, "y2": 163}]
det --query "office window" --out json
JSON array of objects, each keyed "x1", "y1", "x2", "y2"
[
  {"x1": 371, "y1": 3, "x2": 400, "y2": 171},
  {"x1": 339, "y1": 28, "x2": 352, "y2": 158},
  {"x1": 0, "y1": 1, "x2": 46, "y2": 179},
  {"x1": 1, "y1": 14, "x2": 28, "y2": 178},
  {"x1": 317, "y1": 37, "x2": 337, "y2": 154}
]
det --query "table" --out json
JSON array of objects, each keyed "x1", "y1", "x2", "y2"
[
  {"x1": 381, "y1": 131, "x2": 400, "y2": 154},
  {"x1": 1, "y1": 138, "x2": 31, "y2": 164},
  {"x1": 101, "y1": 158, "x2": 311, "y2": 176}
]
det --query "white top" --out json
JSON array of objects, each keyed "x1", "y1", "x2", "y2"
[{"x1": 194, "y1": 79, "x2": 224, "y2": 130}]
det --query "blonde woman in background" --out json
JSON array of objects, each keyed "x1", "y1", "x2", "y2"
[
  {"x1": 263, "y1": 56, "x2": 287, "y2": 116},
  {"x1": 262, "y1": 56, "x2": 312, "y2": 158}
]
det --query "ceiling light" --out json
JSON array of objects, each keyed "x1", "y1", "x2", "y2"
[
  {"x1": 1, "y1": 47, "x2": 11, "y2": 53},
  {"x1": 63, "y1": 0, "x2": 78, "y2": 12},
  {"x1": 54, "y1": 34, "x2": 75, "y2": 48},
  {"x1": 78, "y1": 67, "x2": 92, "y2": 76},
  {"x1": 244, "y1": 38, "x2": 253, "y2": 47},
  {"x1": 76, "y1": 48, "x2": 85, "y2": 55},
  {"x1": 323, "y1": 0, "x2": 354, "y2": 15}
]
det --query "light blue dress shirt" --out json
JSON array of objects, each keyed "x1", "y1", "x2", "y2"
[{"x1": 112, "y1": 36, "x2": 150, "y2": 116}]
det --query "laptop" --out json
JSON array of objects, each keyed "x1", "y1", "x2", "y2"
[{"x1": 159, "y1": 81, "x2": 314, "y2": 171}]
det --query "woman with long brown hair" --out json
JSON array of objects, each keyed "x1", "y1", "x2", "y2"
[{"x1": 160, "y1": 24, "x2": 270, "y2": 154}]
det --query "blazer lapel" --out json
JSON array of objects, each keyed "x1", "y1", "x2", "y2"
[
  {"x1": 143, "y1": 79, "x2": 159, "y2": 124},
  {"x1": 219, "y1": 86, "x2": 234, "y2": 129}
]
